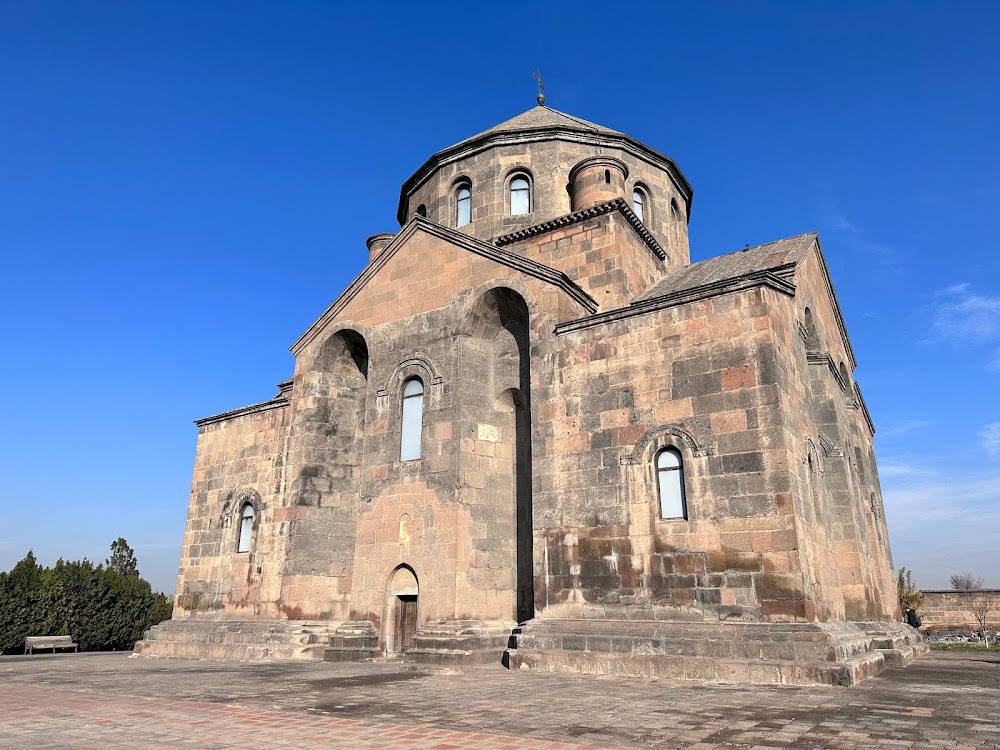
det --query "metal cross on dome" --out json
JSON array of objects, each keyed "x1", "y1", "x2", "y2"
[{"x1": 532, "y1": 70, "x2": 546, "y2": 106}]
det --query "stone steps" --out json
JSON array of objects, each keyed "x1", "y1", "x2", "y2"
[
  {"x1": 134, "y1": 619, "x2": 344, "y2": 662},
  {"x1": 502, "y1": 618, "x2": 925, "y2": 686},
  {"x1": 405, "y1": 620, "x2": 516, "y2": 666},
  {"x1": 505, "y1": 647, "x2": 887, "y2": 686}
]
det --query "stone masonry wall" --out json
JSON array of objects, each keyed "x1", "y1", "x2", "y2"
[
  {"x1": 771, "y1": 246, "x2": 897, "y2": 623},
  {"x1": 505, "y1": 209, "x2": 666, "y2": 309},
  {"x1": 920, "y1": 590, "x2": 1000, "y2": 632},
  {"x1": 533, "y1": 284, "x2": 807, "y2": 623},
  {"x1": 289, "y1": 231, "x2": 582, "y2": 632},
  {"x1": 174, "y1": 404, "x2": 291, "y2": 620}
]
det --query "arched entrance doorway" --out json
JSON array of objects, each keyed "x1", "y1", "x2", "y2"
[{"x1": 385, "y1": 565, "x2": 418, "y2": 655}]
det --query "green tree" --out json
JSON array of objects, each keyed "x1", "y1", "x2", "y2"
[
  {"x1": 897, "y1": 567, "x2": 924, "y2": 615},
  {"x1": 149, "y1": 593, "x2": 174, "y2": 626},
  {"x1": 0, "y1": 539, "x2": 175, "y2": 654},
  {"x1": 0, "y1": 551, "x2": 44, "y2": 652},
  {"x1": 107, "y1": 537, "x2": 139, "y2": 577}
]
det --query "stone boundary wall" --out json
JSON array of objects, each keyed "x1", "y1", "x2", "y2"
[{"x1": 919, "y1": 589, "x2": 1000, "y2": 632}]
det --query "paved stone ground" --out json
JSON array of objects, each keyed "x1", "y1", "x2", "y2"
[{"x1": 0, "y1": 651, "x2": 997, "y2": 749}]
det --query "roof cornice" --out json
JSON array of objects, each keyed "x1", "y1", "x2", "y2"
[
  {"x1": 854, "y1": 382, "x2": 875, "y2": 436},
  {"x1": 396, "y1": 126, "x2": 694, "y2": 226},
  {"x1": 195, "y1": 396, "x2": 289, "y2": 429},
  {"x1": 554, "y1": 264, "x2": 798, "y2": 335},
  {"x1": 290, "y1": 216, "x2": 597, "y2": 356},
  {"x1": 494, "y1": 198, "x2": 667, "y2": 262},
  {"x1": 809, "y1": 235, "x2": 857, "y2": 371}
]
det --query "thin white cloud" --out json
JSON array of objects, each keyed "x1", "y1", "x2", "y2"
[
  {"x1": 980, "y1": 422, "x2": 1000, "y2": 457},
  {"x1": 930, "y1": 284, "x2": 1000, "y2": 342},
  {"x1": 884, "y1": 471, "x2": 1000, "y2": 528},
  {"x1": 879, "y1": 463, "x2": 921, "y2": 477},
  {"x1": 827, "y1": 213, "x2": 900, "y2": 265},
  {"x1": 884, "y1": 469, "x2": 1000, "y2": 587},
  {"x1": 877, "y1": 420, "x2": 928, "y2": 438}
]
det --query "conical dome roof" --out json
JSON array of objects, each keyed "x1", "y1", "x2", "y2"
[{"x1": 457, "y1": 105, "x2": 625, "y2": 145}]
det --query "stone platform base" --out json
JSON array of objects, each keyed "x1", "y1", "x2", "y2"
[
  {"x1": 135, "y1": 617, "x2": 926, "y2": 685},
  {"x1": 502, "y1": 618, "x2": 926, "y2": 686},
  {"x1": 134, "y1": 619, "x2": 362, "y2": 662},
  {"x1": 132, "y1": 618, "x2": 511, "y2": 665}
]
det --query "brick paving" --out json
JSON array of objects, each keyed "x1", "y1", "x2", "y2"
[{"x1": 0, "y1": 650, "x2": 997, "y2": 749}]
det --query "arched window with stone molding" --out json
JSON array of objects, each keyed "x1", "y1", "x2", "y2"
[
  {"x1": 510, "y1": 174, "x2": 531, "y2": 216},
  {"x1": 455, "y1": 182, "x2": 472, "y2": 227},
  {"x1": 237, "y1": 503, "x2": 254, "y2": 553},
  {"x1": 632, "y1": 184, "x2": 650, "y2": 223},
  {"x1": 400, "y1": 378, "x2": 424, "y2": 461},
  {"x1": 656, "y1": 448, "x2": 687, "y2": 519}
]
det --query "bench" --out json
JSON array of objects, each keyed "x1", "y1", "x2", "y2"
[{"x1": 24, "y1": 635, "x2": 79, "y2": 655}]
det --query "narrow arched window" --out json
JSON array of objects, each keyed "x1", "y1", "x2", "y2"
[
  {"x1": 510, "y1": 175, "x2": 531, "y2": 215},
  {"x1": 415, "y1": 204, "x2": 427, "y2": 218},
  {"x1": 656, "y1": 448, "x2": 687, "y2": 519},
  {"x1": 400, "y1": 378, "x2": 424, "y2": 461},
  {"x1": 632, "y1": 188, "x2": 645, "y2": 222},
  {"x1": 456, "y1": 185, "x2": 471, "y2": 227},
  {"x1": 237, "y1": 503, "x2": 254, "y2": 553}
]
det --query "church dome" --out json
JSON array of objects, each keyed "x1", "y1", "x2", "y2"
[{"x1": 395, "y1": 104, "x2": 693, "y2": 263}]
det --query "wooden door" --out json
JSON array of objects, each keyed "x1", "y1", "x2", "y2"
[{"x1": 396, "y1": 595, "x2": 417, "y2": 652}]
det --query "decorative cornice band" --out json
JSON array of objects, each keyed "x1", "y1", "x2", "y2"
[
  {"x1": 195, "y1": 396, "x2": 289, "y2": 428},
  {"x1": 494, "y1": 198, "x2": 667, "y2": 262},
  {"x1": 554, "y1": 266, "x2": 797, "y2": 335},
  {"x1": 807, "y1": 351, "x2": 851, "y2": 392},
  {"x1": 854, "y1": 382, "x2": 875, "y2": 436},
  {"x1": 811, "y1": 236, "x2": 856, "y2": 370}
]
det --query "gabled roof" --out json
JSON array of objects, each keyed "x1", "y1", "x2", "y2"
[
  {"x1": 397, "y1": 105, "x2": 693, "y2": 225},
  {"x1": 637, "y1": 233, "x2": 817, "y2": 301},
  {"x1": 557, "y1": 231, "x2": 858, "y2": 369},
  {"x1": 290, "y1": 216, "x2": 598, "y2": 356}
]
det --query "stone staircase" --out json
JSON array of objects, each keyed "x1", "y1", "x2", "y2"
[
  {"x1": 864, "y1": 622, "x2": 930, "y2": 666},
  {"x1": 404, "y1": 620, "x2": 517, "y2": 665},
  {"x1": 324, "y1": 621, "x2": 380, "y2": 662},
  {"x1": 134, "y1": 619, "x2": 345, "y2": 661},
  {"x1": 502, "y1": 618, "x2": 926, "y2": 686}
]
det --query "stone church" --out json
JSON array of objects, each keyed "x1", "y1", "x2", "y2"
[{"x1": 136, "y1": 101, "x2": 925, "y2": 684}]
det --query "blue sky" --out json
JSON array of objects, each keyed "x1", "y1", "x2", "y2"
[{"x1": 1, "y1": 2, "x2": 997, "y2": 594}]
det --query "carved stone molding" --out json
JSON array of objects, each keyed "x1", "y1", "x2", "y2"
[
  {"x1": 220, "y1": 488, "x2": 264, "y2": 528},
  {"x1": 377, "y1": 354, "x2": 443, "y2": 398},
  {"x1": 817, "y1": 432, "x2": 845, "y2": 458},
  {"x1": 620, "y1": 424, "x2": 713, "y2": 465}
]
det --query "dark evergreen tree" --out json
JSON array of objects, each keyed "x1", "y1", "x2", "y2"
[
  {"x1": 0, "y1": 540, "x2": 174, "y2": 653},
  {"x1": 107, "y1": 537, "x2": 139, "y2": 577}
]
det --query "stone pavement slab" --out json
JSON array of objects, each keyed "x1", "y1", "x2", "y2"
[{"x1": 0, "y1": 650, "x2": 997, "y2": 749}]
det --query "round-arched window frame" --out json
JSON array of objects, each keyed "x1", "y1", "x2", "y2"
[
  {"x1": 655, "y1": 448, "x2": 687, "y2": 519},
  {"x1": 510, "y1": 174, "x2": 531, "y2": 216},
  {"x1": 632, "y1": 184, "x2": 650, "y2": 223},
  {"x1": 237, "y1": 503, "x2": 254, "y2": 553},
  {"x1": 400, "y1": 378, "x2": 424, "y2": 461},
  {"x1": 455, "y1": 183, "x2": 472, "y2": 227}
]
